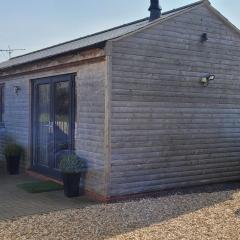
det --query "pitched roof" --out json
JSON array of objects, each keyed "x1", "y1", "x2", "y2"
[{"x1": 0, "y1": 0, "x2": 206, "y2": 70}]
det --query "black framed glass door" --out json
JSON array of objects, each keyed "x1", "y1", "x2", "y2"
[{"x1": 32, "y1": 74, "x2": 75, "y2": 178}]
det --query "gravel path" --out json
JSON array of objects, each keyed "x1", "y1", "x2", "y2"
[{"x1": 1, "y1": 187, "x2": 240, "y2": 240}]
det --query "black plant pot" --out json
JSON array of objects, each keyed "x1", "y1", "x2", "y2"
[
  {"x1": 62, "y1": 172, "x2": 81, "y2": 198},
  {"x1": 6, "y1": 156, "x2": 20, "y2": 175}
]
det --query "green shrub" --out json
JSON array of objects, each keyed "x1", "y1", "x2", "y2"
[
  {"x1": 4, "y1": 143, "x2": 23, "y2": 159},
  {"x1": 59, "y1": 153, "x2": 85, "y2": 174}
]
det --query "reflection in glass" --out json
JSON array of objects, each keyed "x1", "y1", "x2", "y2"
[
  {"x1": 37, "y1": 84, "x2": 50, "y2": 166},
  {"x1": 54, "y1": 81, "x2": 70, "y2": 168}
]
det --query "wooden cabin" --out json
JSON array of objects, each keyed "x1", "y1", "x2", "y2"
[{"x1": 1, "y1": 0, "x2": 240, "y2": 201}]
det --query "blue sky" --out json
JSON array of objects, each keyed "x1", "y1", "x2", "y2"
[{"x1": 0, "y1": 0, "x2": 239, "y2": 62}]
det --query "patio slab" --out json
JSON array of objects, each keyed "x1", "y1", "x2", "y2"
[{"x1": 0, "y1": 163, "x2": 95, "y2": 220}]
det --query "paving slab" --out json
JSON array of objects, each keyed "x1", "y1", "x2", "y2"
[{"x1": 0, "y1": 162, "x2": 95, "y2": 220}]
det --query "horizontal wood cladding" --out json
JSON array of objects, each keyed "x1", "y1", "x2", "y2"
[
  {"x1": 112, "y1": 55, "x2": 240, "y2": 74},
  {"x1": 110, "y1": 174, "x2": 240, "y2": 196},
  {"x1": 0, "y1": 49, "x2": 105, "y2": 79},
  {"x1": 110, "y1": 5, "x2": 240, "y2": 195},
  {"x1": 0, "y1": 76, "x2": 31, "y2": 170},
  {"x1": 75, "y1": 61, "x2": 107, "y2": 195}
]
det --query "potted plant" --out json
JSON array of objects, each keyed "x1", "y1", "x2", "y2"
[
  {"x1": 59, "y1": 153, "x2": 85, "y2": 198},
  {"x1": 4, "y1": 143, "x2": 23, "y2": 175}
]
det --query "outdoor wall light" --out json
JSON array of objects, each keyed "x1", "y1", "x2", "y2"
[
  {"x1": 201, "y1": 33, "x2": 208, "y2": 43},
  {"x1": 200, "y1": 74, "x2": 215, "y2": 87},
  {"x1": 14, "y1": 86, "x2": 21, "y2": 95}
]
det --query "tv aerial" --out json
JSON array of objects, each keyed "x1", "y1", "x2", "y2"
[{"x1": 0, "y1": 46, "x2": 26, "y2": 59}]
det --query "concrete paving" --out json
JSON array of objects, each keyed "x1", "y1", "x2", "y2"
[{"x1": 0, "y1": 162, "x2": 95, "y2": 220}]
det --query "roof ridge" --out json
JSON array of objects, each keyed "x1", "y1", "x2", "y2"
[{"x1": 10, "y1": 0, "x2": 205, "y2": 61}]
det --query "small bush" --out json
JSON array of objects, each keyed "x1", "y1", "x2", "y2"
[
  {"x1": 4, "y1": 143, "x2": 23, "y2": 159},
  {"x1": 59, "y1": 153, "x2": 85, "y2": 174}
]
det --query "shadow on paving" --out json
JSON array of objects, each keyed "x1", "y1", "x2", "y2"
[{"x1": 0, "y1": 161, "x2": 96, "y2": 220}]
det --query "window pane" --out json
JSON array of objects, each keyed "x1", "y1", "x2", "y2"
[
  {"x1": 38, "y1": 84, "x2": 50, "y2": 123},
  {"x1": 54, "y1": 81, "x2": 70, "y2": 152},
  {"x1": 36, "y1": 84, "x2": 51, "y2": 167},
  {"x1": 54, "y1": 81, "x2": 71, "y2": 169}
]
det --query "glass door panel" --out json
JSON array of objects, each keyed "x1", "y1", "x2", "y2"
[
  {"x1": 35, "y1": 83, "x2": 51, "y2": 167},
  {"x1": 53, "y1": 81, "x2": 71, "y2": 169}
]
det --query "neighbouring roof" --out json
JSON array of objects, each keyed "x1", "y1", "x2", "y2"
[{"x1": 0, "y1": 0, "x2": 206, "y2": 70}]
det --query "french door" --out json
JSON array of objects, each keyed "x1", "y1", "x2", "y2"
[{"x1": 32, "y1": 74, "x2": 75, "y2": 178}]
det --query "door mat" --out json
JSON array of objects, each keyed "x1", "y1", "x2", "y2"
[{"x1": 17, "y1": 181, "x2": 63, "y2": 193}]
